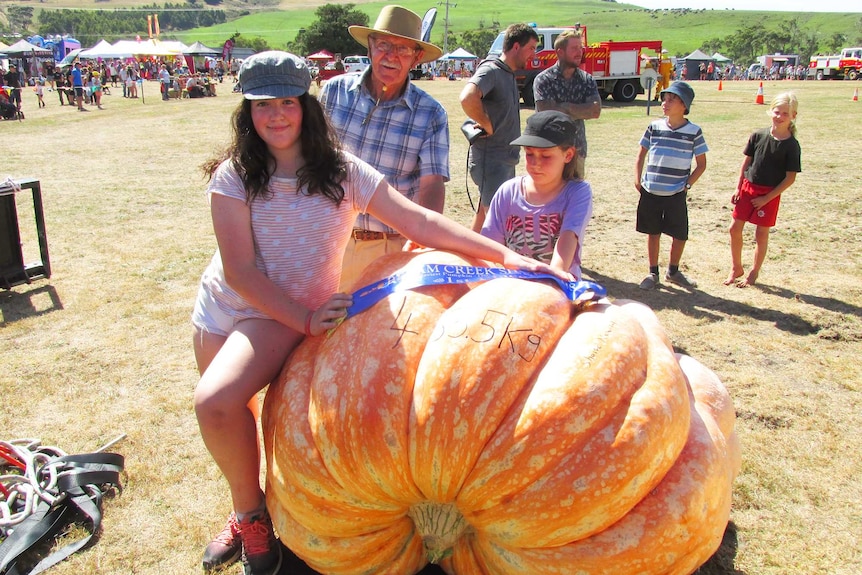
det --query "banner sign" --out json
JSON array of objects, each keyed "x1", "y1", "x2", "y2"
[{"x1": 420, "y1": 8, "x2": 437, "y2": 43}]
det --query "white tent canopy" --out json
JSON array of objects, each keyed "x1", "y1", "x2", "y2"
[
  {"x1": 5, "y1": 39, "x2": 53, "y2": 56},
  {"x1": 440, "y1": 47, "x2": 477, "y2": 60},
  {"x1": 106, "y1": 39, "x2": 188, "y2": 58},
  {"x1": 80, "y1": 39, "x2": 115, "y2": 58},
  {"x1": 184, "y1": 41, "x2": 219, "y2": 56},
  {"x1": 681, "y1": 49, "x2": 712, "y2": 61}
]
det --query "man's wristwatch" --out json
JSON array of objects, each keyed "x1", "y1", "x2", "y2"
[{"x1": 684, "y1": 182, "x2": 692, "y2": 190}]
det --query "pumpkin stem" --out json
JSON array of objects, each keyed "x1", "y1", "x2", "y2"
[{"x1": 407, "y1": 501, "x2": 470, "y2": 563}]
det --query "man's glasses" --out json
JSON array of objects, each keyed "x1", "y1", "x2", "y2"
[{"x1": 370, "y1": 37, "x2": 418, "y2": 58}]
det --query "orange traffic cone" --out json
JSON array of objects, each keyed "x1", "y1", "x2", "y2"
[
  {"x1": 718, "y1": 79, "x2": 723, "y2": 91},
  {"x1": 755, "y1": 82, "x2": 765, "y2": 105},
  {"x1": 853, "y1": 88, "x2": 859, "y2": 102}
]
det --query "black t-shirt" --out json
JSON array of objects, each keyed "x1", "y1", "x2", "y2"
[
  {"x1": 744, "y1": 128, "x2": 802, "y2": 187},
  {"x1": 4, "y1": 70, "x2": 21, "y2": 89}
]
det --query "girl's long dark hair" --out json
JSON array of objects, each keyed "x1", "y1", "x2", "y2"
[{"x1": 202, "y1": 93, "x2": 348, "y2": 205}]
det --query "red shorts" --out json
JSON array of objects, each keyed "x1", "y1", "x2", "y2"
[{"x1": 732, "y1": 179, "x2": 781, "y2": 227}]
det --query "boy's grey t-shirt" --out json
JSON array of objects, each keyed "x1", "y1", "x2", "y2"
[{"x1": 468, "y1": 58, "x2": 520, "y2": 163}]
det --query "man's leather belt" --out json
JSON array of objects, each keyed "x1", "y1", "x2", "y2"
[{"x1": 351, "y1": 230, "x2": 403, "y2": 241}]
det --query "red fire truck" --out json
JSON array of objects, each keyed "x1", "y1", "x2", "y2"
[{"x1": 487, "y1": 23, "x2": 663, "y2": 105}]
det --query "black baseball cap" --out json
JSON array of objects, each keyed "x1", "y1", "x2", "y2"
[{"x1": 511, "y1": 111, "x2": 576, "y2": 148}]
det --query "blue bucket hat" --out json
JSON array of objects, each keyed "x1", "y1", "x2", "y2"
[
  {"x1": 660, "y1": 81, "x2": 695, "y2": 114},
  {"x1": 239, "y1": 51, "x2": 310, "y2": 100}
]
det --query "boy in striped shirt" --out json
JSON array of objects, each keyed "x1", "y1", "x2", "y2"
[{"x1": 634, "y1": 81, "x2": 708, "y2": 290}]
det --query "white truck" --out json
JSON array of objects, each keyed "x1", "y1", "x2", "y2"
[{"x1": 808, "y1": 47, "x2": 862, "y2": 80}]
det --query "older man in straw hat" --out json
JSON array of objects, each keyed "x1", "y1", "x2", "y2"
[{"x1": 320, "y1": 5, "x2": 449, "y2": 291}]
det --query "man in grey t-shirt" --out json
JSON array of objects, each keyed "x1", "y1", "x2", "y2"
[{"x1": 460, "y1": 23, "x2": 539, "y2": 232}]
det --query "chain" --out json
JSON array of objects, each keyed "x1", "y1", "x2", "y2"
[{"x1": 0, "y1": 439, "x2": 69, "y2": 538}]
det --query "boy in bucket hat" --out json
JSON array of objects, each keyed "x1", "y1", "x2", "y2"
[
  {"x1": 481, "y1": 110, "x2": 594, "y2": 280},
  {"x1": 634, "y1": 81, "x2": 708, "y2": 290},
  {"x1": 320, "y1": 5, "x2": 450, "y2": 292}
]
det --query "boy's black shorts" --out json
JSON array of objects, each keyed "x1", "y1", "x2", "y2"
[{"x1": 636, "y1": 187, "x2": 689, "y2": 241}]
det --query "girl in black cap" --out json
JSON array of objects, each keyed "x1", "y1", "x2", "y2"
[{"x1": 481, "y1": 110, "x2": 593, "y2": 281}]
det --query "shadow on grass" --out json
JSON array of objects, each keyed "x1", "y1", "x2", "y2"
[
  {"x1": 582, "y1": 267, "x2": 836, "y2": 337},
  {"x1": 694, "y1": 521, "x2": 747, "y2": 575},
  {"x1": 0, "y1": 283, "x2": 63, "y2": 325},
  {"x1": 415, "y1": 521, "x2": 746, "y2": 574}
]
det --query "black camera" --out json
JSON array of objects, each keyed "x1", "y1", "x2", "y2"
[{"x1": 460, "y1": 120, "x2": 487, "y2": 144}]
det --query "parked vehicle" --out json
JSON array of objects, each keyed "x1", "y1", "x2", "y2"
[
  {"x1": 342, "y1": 55, "x2": 370, "y2": 75},
  {"x1": 487, "y1": 23, "x2": 662, "y2": 105},
  {"x1": 747, "y1": 63, "x2": 766, "y2": 80},
  {"x1": 316, "y1": 61, "x2": 345, "y2": 82},
  {"x1": 808, "y1": 47, "x2": 862, "y2": 80}
]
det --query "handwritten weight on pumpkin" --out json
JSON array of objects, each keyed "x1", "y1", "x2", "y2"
[{"x1": 386, "y1": 297, "x2": 545, "y2": 362}]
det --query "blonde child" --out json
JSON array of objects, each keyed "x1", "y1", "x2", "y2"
[
  {"x1": 33, "y1": 77, "x2": 45, "y2": 108},
  {"x1": 192, "y1": 51, "x2": 568, "y2": 575},
  {"x1": 481, "y1": 110, "x2": 593, "y2": 280},
  {"x1": 724, "y1": 92, "x2": 801, "y2": 287}
]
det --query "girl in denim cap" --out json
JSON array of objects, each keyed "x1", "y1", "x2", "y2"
[{"x1": 191, "y1": 50, "x2": 570, "y2": 575}]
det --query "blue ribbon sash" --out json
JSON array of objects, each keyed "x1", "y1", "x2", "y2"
[{"x1": 346, "y1": 264, "x2": 606, "y2": 319}]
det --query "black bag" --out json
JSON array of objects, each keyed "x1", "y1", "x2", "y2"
[{"x1": 460, "y1": 120, "x2": 486, "y2": 144}]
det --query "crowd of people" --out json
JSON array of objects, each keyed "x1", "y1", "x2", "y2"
[
  {"x1": 184, "y1": 6, "x2": 802, "y2": 575},
  {"x1": 685, "y1": 60, "x2": 809, "y2": 82},
  {"x1": 0, "y1": 54, "x2": 228, "y2": 115}
]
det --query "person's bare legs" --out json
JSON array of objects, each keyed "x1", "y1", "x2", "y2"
[
  {"x1": 724, "y1": 218, "x2": 746, "y2": 285},
  {"x1": 647, "y1": 234, "x2": 661, "y2": 268},
  {"x1": 194, "y1": 318, "x2": 302, "y2": 514},
  {"x1": 668, "y1": 237, "x2": 686, "y2": 269},
  {"x1": 738, "y1": 225, "x2": 770, "y2": 287}
]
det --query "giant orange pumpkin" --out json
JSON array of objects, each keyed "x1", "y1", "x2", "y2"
[{"x1": 262, "y1": 250, "x2": 741, "y2": 575}]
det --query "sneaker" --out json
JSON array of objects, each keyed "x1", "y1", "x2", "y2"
[
  {"x1": 202, "y1": 513, "x2": 242, "y2": 571},
  {"x1": 639, "y1": 273, "x2": 660, "y2": 290},
  {"x1": 239, "y1": 511, "x2": 282, "y2": 575},
  {"x1": 665, "y1": 270, "x2": 698, "y2": 288}
]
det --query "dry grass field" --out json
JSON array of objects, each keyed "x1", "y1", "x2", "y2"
[{"x1": 1, "y1": 76, "x2": 860, "y2": 575}]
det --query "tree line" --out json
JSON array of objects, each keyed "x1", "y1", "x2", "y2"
[
  {"x1": 2, "y1": 3, "x2": 227, "y2": 43},
  {"x1": 285, "y1": 4, "x2": 498, "y2": 61},
  {"x1": 285, "y1": 5, "x2": 862, "y2": 67},
  {"x1": 699, "y1": 18, "x2": 862, "y2": 64},
  {"x1": 4, "y1": 3, "x2": 860, "y2": 65}
]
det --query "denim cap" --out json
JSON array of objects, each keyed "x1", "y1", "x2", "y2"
[
  {"x1": 240, "y1": 51, "x2": 310, "y2": 100},
  {"x1": 660, "y1": 81, "x2": 694, "y2": 114},
  {"x1": 510, "y1": 110, "x2": 577, "y2": 148}
]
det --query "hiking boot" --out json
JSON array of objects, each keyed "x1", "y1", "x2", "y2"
[
  {"x1": 202, "y1": 513, "x2": 242, "y2": 571},
  {"x1": 665, "y1": 270, "x2": 698, "y2": 288},
  {"x1": 639, "y1": 273, "x2": 660, "y2": 291},
  {"x1": 239, "y1": 511, "x2": 282, "y2": 575}
]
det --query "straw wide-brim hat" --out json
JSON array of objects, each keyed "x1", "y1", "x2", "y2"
[{"x1": 349, "y1": 5, "x2": 442, "y2": 64}]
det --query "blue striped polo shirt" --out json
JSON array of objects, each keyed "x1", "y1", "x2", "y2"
[{"x1": 639, "y1": 118, "x2": 708, "y2": 196}]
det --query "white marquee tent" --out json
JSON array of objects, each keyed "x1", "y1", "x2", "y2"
[{"x1": 440, "y1": 47, "x2": 477, "y2": 60}]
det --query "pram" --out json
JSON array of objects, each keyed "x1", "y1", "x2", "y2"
[{"x1": 0, "y1": 88, "x2": 21, "y2": 120}]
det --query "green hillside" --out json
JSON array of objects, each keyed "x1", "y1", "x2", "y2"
[{"x1": 173, "y1": 0, "x2": 861, "y2": 58}]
